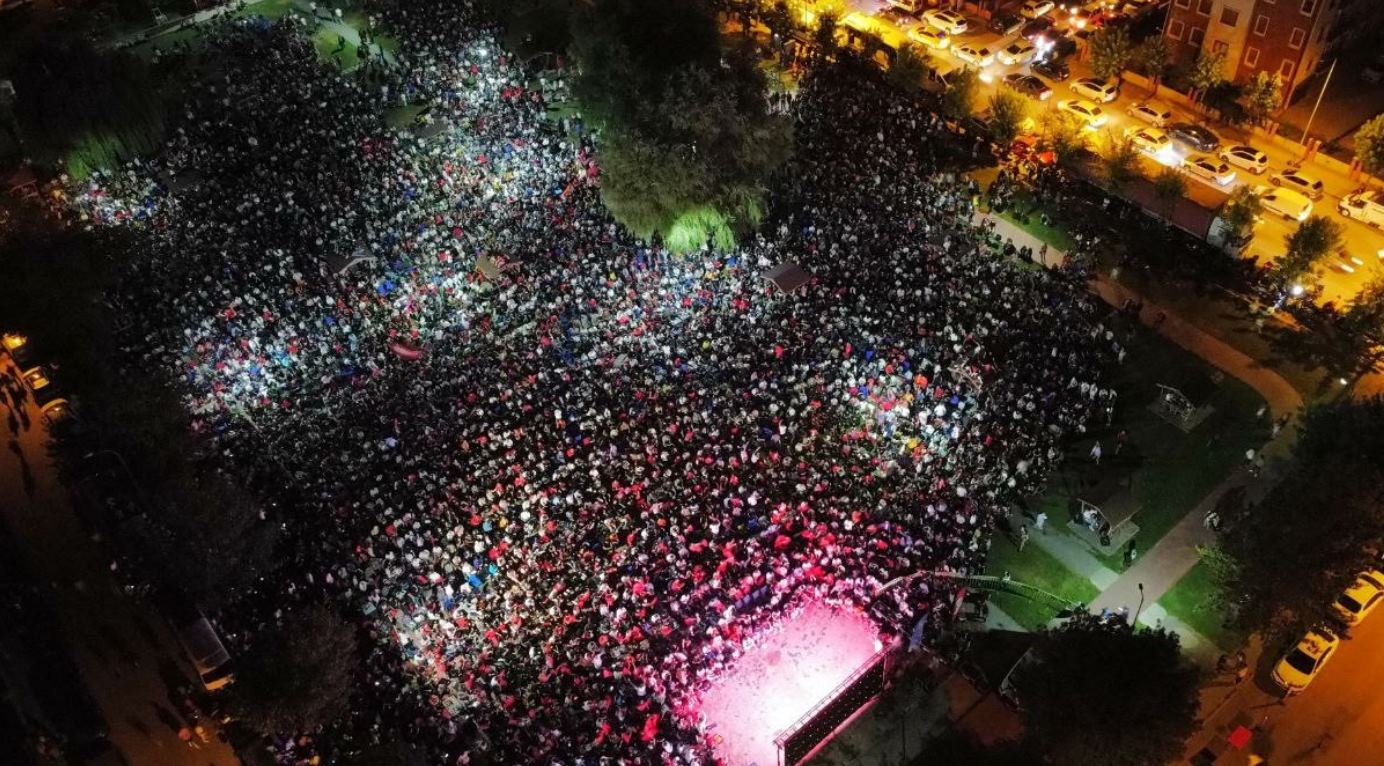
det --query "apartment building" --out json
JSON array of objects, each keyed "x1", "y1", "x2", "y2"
[{"x1": 1161, "y1": 0, "x2": 1354, "y2": 102}]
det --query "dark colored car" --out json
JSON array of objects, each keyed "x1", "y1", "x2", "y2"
[
  {"x1": 1032, "y1": 58, "x2": 1070, "y2": 81},
  {"x1": 990, "y1": 11, "x2": 1024, "y2": 36},
  {"x1": 1003, "y1": 73, "x2": 1053, "y2": 100},
  {"x1": 1020, "y1": 17, "x2": 1053, "y2": 41},
  {"x1": 1044, "y1": 30, "x2": 1078, "y2": 59},
  {"x1": 1168, "y1": 122, "x2": 1221, "y2": 153}
]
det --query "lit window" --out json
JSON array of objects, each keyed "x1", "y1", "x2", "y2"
[
  {"x1": 1245, "y1": 46, "x2": 1260, "y2": 67},
  {"x1": 1289, "y1": 27, "x2": 1306, "y2": 49},
  {"x1": 1254, "y1": 14, "x2": 1269, "y2": 36}
]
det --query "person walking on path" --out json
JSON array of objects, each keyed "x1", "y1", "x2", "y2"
[
  {"x1": 1123, "y1": 539, "x2": 1138, "y2": 567},
  {"x1": 1034, "y1": 511, "x2": 1047, "y2": 534},
  {"x1": 1017, "y1": 524, "x2": 1030, "y2": 552},
  {"x1": 1090, "y1": 441, "x2": 1102, "y2": 465}
]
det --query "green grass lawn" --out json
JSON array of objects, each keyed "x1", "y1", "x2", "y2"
[
  {"x1": 313, "y1": 25, "x2": 361, "y2": 70},
  {"x1": 984, "y1": 532, "x2": 1099, "y2": 632},
  {"x1": 996, "y1": 205, "x2": 1078, "y2": 254},
  {"x1": 234, "y1": 0, "x2": 298, "y2": 20},
  {"x1": 1158, "y1": 560, "x2": 1247, "y2": 652},
  {"x1": 1031, "y1": 318, "x2": 1268, "y2": 572},
  {"x1": 385, "y1": 103, "x2": 428, "y2": 130}
]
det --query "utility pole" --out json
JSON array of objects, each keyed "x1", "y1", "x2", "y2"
[{"x1": 1300, "y1": 58, "x2": 1336, "y2": 147}]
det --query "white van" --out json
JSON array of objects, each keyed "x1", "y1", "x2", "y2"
[
  {"x1": 1255, "y1": 185, "x2": 1313, "y2": 222},
  {"x1": 1339, "y1": 190, "x2": 1384, "y2": 228},
  {"x1": 177, "y1": 615, "x2": 234, "y2": 691}
]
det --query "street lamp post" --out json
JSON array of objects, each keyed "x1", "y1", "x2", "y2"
[
  {"x1": 1133, "y1": 582, "x2": 1145, "y2": 627},
  {"x1": 1300, "y1": 58, "x2": 1336, "y2": 149}
]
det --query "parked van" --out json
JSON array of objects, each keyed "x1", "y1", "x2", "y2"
[
  {"x1": 1339, "y1": 190, "x2": 1384, "y2": 228},
  {"x1": 1255, "y1": 185, "x2": 1313, "y2": 222},
  {"x1": 175, "y1": 614, "x2": 235, "y2": 691},
  {"x1": 157, "y1": 591, "x2": 236, "y2": 692}
]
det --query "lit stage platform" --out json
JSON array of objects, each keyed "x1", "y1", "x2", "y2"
[{"x1": 698, "y1": 600, "x2": 884, "y2": 766}]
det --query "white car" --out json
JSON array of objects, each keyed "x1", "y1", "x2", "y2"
[
  {"x1": 1270, "y1": 169, "x2": 1325, "y2": 200},
  {"x1": 1057, "y1": 98, "x2": 1106, "y2": 129},
  {"x1": 998, "y1": 39, "x2": 1037, "y2": 66},
  {"x1": 1219, "y1": 145, "x2": 1269, "y2": 175},
  {"x1": 1124, "y1": 126, "x2": 1171, "y2": 157},
  {"x1": 1183, "y1": 154, "x2": 1237, "y2": 187},
  {"x1": 1255, "y1": 185, "x2": 1313, "y2": 221},
  {"x1": 1021, "y1": 0, "x2": 1055, "y2": 19},
  {"x1": 1272, "y1": 628, "x2": 1340, "y2": 695},
  {"x1": 1069, "y1": 77, "x2": 1119, "y2": 103},
  {"x1": 922, "y1": 8, "x2": 968, "y2": 35},
  {"x1": 1332, "y1": 570, "x2": 1384, "y2": 626},
  {"x1": 1126, "y1": 102, "x2": 1173, "y2": 128},
  {"x1": 907, "y1": 26, "x2": 950, "y2": 50},
  {"x1": 952, "y1": 44, "x2": 995, "y2": 67}
]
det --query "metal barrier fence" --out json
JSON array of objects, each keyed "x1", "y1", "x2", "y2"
[{"x1": 774, "y1": 649, "x2": 890, "y2": 766}]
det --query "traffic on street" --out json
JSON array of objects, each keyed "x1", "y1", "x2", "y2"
[{"x1": 848, "y1": 0, "x2": 1384, "y2": 305}]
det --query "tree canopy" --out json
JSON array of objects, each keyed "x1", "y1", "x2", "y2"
[
  {"x1": 1088, "y1": 26, "x2": 1132, "y2": 83},
  {"x1": 570, "y1": 0, "x2": 792, "y2": 250},
  {"x1": 1190, "y1": 49, "x2": 1227, "y2": 97},
  {"x1": 1134, "y1": 37, "x2": 1170, "y2": 88},
  {"x1": 942, "y1": 66, "x2": 979, "y2": 121},
  {"x1": 1355, "y1": 113, "x2": 1384, "y2": 177},
  {"x1": 1241, "y1": 72, "x2": 1282, "y2": 125},
  {"x1": 1219, "y1": 399, "x2": 1384, "y2": 635},
  {"x1": 1276, "y1": 215, "x2": 1341, "y2": 286},
  {"x1": 1011, "y1": 614, "x2": 1200, "y2": 766},
  {"x1": 988, "y1": 89, "x2": 1028, "y2": 147},
  {"x1": 233, "y1": 603, "x2": 361, "y2": 736}
]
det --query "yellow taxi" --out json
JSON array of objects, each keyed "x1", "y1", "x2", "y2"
[{"x1": 1271, "y1": 628, "x2": 1340, "y2": 695}]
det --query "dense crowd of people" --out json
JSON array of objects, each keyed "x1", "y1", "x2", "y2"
[{"x1": 70, "y1": 2, "x2": 1120, "y2": 763}]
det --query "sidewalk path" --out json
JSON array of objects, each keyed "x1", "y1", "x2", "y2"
[{"x1": 1021, "y1": 520, "x2": 1119, "y2": 591}]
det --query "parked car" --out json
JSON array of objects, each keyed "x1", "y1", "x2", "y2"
[
  {"x1": 1003, "y1": 72, "x2": 1052, "y2": 100},
  {"x1": 158, "y1": 593, "x2": 237, "y2": 692},
  {"x1": 1126, "y1": 101, "x2": 1173, "y2": 127},
  {"x1": 1272, "y1": 627, "x2": 1340, "y2": 695},
  {"x1": 876, "y1": 7, "x2": 923, "y2": 32},
  {"x1": 1123, "y1": 126, "x2": 1171, "y2": 157},
  {"x1": 952, "y1": 44, "x2": 995, "y2": 67},
  {"x1": 1219, "y1": 144, "x2": 1269, "y2": 175},
  {"x1": 1020, "y1": 17, "x2": 1054, "y2": 41},
  {"x1": 1339, "y1": 190, "x2": 1384, "y2": 228},
  {"x1": 1270, "y1": 168, "x2": 1325, "y2": 200},
  {"x1": 1067, "y1": 6, "x2": 1094, "y2": 29},
  {"x1": 1332, "y1": 570, "x2": 1384, "y2": 626},
  {"x1": 1069, "y1": 77, "x2": 1119, "y2": 103},
  {"x1": 1255, "y1": 185, "x2": 1313, "y2": 221},
  {"x1": 1020, "y1": 0, "x2": 1055, "y2": 19},
  {"x1": 1168, "y1": 122, "x2": 1220, "y2": 153},
  {"x1": 1032, "y1": 57, "x2": 1069, "y2": 81},
  {"x1": 990, "y1": 11, "x2": 1024, "y2": 36},
  {"x1": 1183, "y1": 154, "x2": 1237, "y2": 187},
  {"x1": 887, "y1": 0, "x2": 926, "y2": 13},
  {"x1": 1, "y1": 332, "x2": 36, "y2": 370},
  {"x1": 907, "y1": 25, "x2": 950, "y2": 50},
  {"x1": 921, "y1": 8, "x2": 968, "y2": 35},
  {"x1": 1056, "y1": 98, "x2": 1107, "y2": 128},
  {"x1": 998, "y1": 39, "x2": 1038, "y2": 66}
]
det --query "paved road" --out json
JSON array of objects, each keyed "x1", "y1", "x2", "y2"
[
  {"x1": 856, "y1": 2, "x2": 1384, "y2": 307},
  {"x1": 1189, "y1": 606, "x2": 1384, "y2": 765},
  {"x1": 0, "y1": 357, "x2": 239, "y2": 766}
]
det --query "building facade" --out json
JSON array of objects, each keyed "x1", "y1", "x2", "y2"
[{"x1": 1161, "y1": 0, "x2": 1350, "y2": 101}]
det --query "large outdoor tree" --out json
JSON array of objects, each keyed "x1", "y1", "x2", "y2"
[
  {"x1": 1134, "y1": 36, "x2": 1171, "y2": 90},
  {"x1": 570, "y1": 0, "x2": 792, "y2": 250},
  {"x1": 1103, "y1": 134, "x2": 1141, "y2": 190},
  {"x1": 1276, "y1": 214, "x2": 1342, "y2": 287},
  {"x1": 886, "y1": 43, "x2": 931, "y2": 94},
  {"x1": 1355, "y1": 112, "x2": 1384, "y2": 177},
  {"x1": 1220, "y1": 185, "x2": 1262, "y2": 243},
  {"x1": 1088, "y1": 26, "x2": 1132, "y2": 83},
  {"x1": 1242, "y1": 71, "x2": 1283, "y2": 126},
  {"x1": 234, "y1": 603, "x2": 361, "y2": 736},
  {"x1": 1011, "y1": 614, "x2": 1200, "y2": 766},
  {"x1": 988, "y1": 89, "x2": 1028, "y2": 146},
  {"x1": 1190, "y1": 49, "x2": 1227, "y2": 101},
  {"x1": 1219, "y1": 399, "x2": 1384, "y2": 635},
  {"x1": 941, "y1": 66, "x2": 980, "y2": 121}
]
